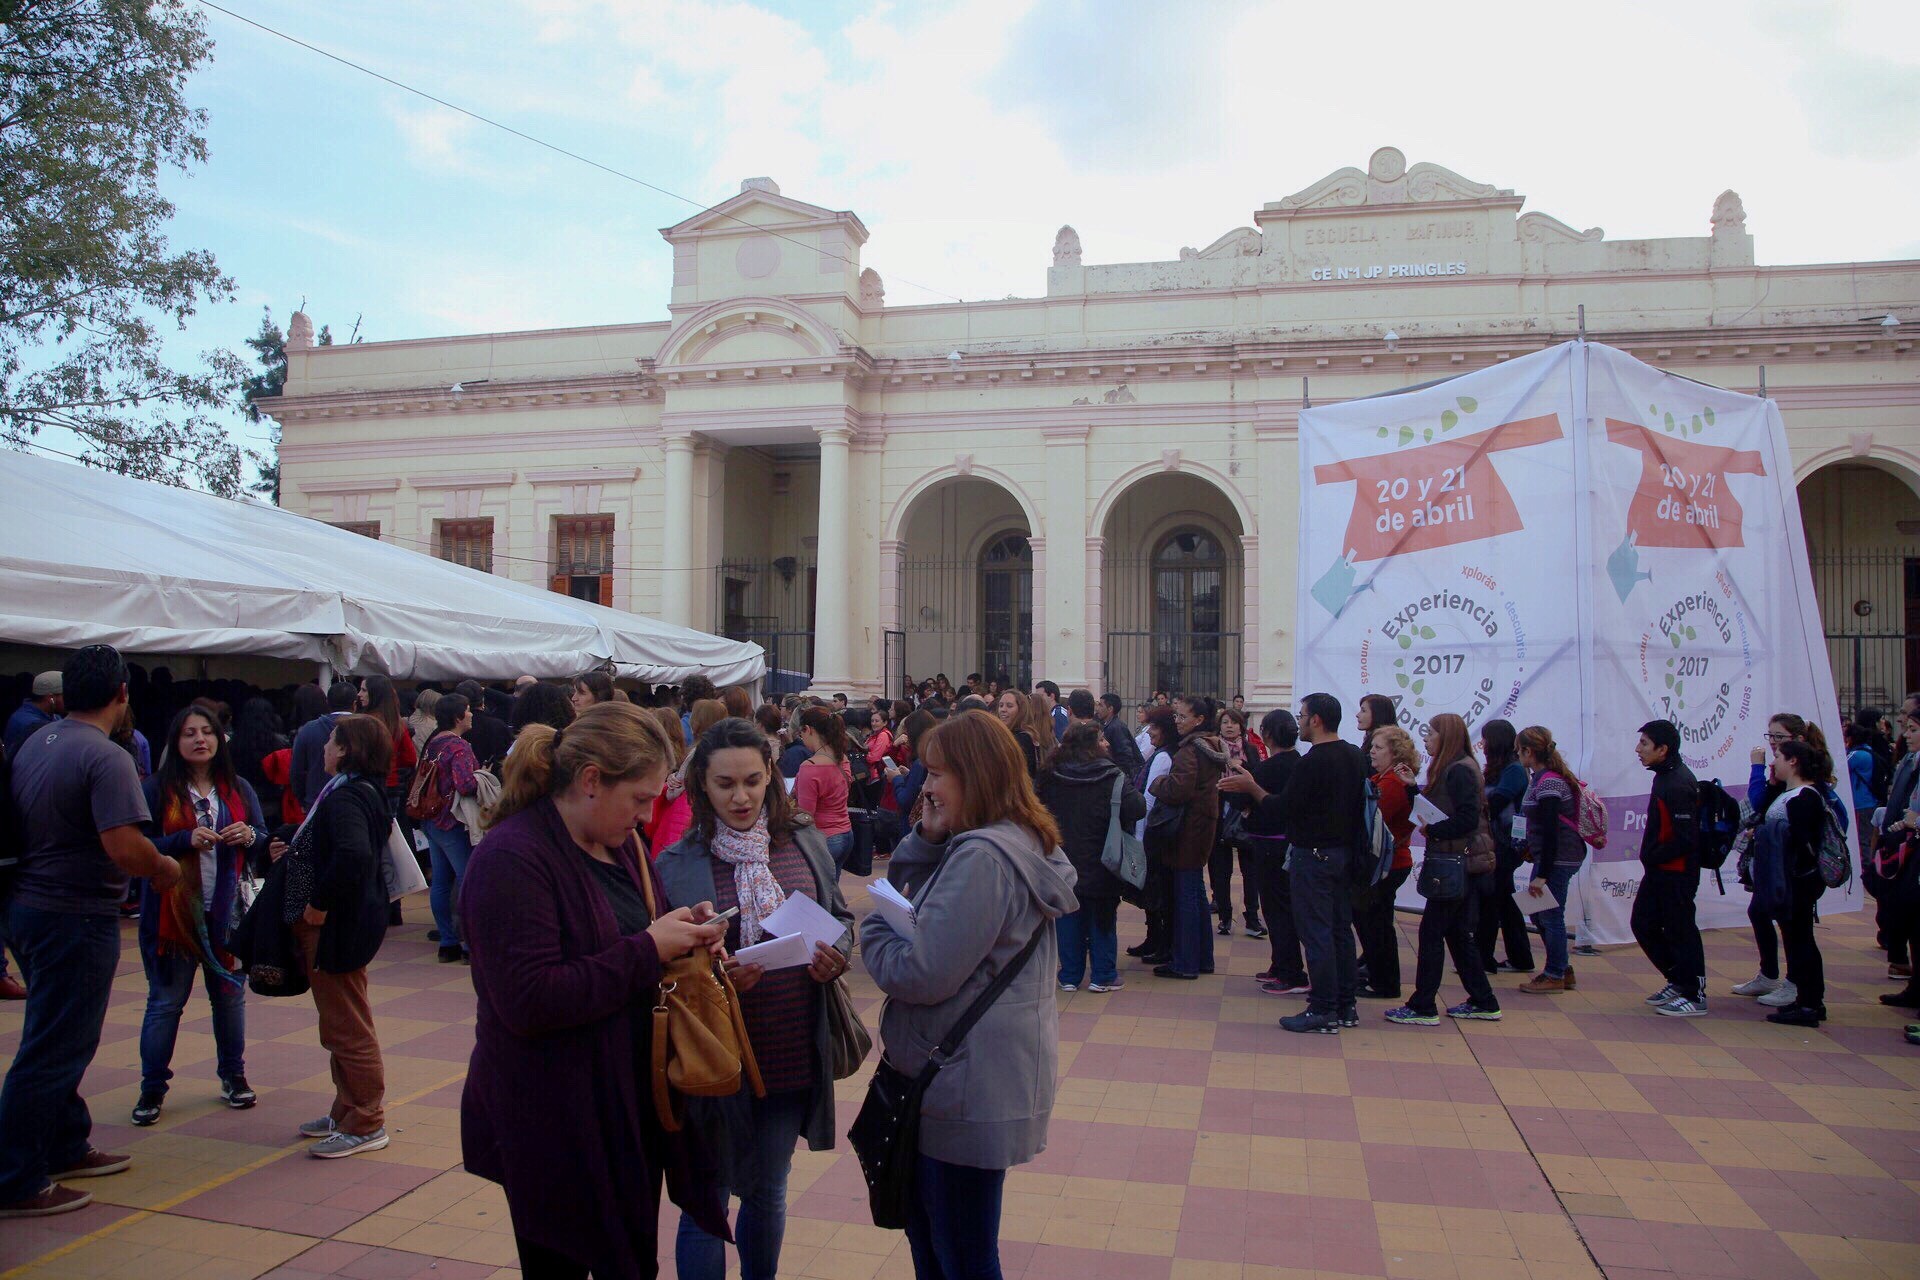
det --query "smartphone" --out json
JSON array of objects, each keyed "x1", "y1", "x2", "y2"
[{"x1": 708, "y1": 905, "x2": 740, "y2": 923}]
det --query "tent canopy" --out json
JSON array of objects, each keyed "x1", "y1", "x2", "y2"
[{"x1": 0, "y1": 451, "x2": 765, "y2": 686}]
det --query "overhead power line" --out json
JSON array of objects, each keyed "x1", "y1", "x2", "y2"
[{"x1": 196, "y1": 2, "x2": 965, "y2": 303}]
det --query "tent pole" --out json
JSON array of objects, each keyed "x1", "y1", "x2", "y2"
[{"x1": 316, "y1": 663, "x2": 332, "y2": 690}]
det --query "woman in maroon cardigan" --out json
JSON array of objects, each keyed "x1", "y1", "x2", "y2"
[{"x1": 460, "y1": 703, "x2": 730, "y2": 1278}]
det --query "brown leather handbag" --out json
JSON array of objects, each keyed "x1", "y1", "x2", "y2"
[{"x1": 638, "y1": 872, "x2": 765, "y2": 1131}]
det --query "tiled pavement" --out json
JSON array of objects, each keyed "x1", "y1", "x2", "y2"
[{"x1": 3, "y1": 878, "x2": 1917, "y2": 1280}]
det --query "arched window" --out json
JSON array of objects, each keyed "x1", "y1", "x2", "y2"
[
  {"x1": 1153, "y1": 529, "x2": 1224, "y2": 695},
  {"x1": 979, "y1": 533, "x2": 1033, "y2": 689}
]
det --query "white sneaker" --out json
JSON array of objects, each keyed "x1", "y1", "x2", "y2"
[
  {"x1": 1732, "y1": 974, "x2": 1784, "y2": 997},
  {"x1": 1756, "y1": 981, "x2": 1799, "y2": 1008}
]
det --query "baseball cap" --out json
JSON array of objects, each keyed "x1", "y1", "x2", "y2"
[{"x1": 31, "y1": 672, "x2": 62, "y2": 697}]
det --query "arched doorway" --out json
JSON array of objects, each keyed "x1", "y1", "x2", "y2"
[
  {"x1": 1100, "y1": 473, "x2": 1245, "y2": 701},
  {"x1": 893, "y1": 477, "x2": 1036, "y2": 690},
  {"x1": 1798, "y1": 458, "x2": 1920, "y2": 713}
]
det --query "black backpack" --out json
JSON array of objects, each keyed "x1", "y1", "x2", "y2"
[
  {"x1": 1696, "y1": 778, "x2": 1743, "y2": 892},
  {"x1": 0, "y1": 750, "x2": 24, "y2": 901},
  {"x1": 1870, "y1": 746, "x2": 1893, "y2": 807}
]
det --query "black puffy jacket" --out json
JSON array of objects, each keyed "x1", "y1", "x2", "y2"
[{"x1": 1038, "y1": 758, "x2": 1147, "y2": 901}]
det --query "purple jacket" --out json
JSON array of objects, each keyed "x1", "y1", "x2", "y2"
[{"x1": 459, "y1": 797, "x2": 727, "y2": 1273}]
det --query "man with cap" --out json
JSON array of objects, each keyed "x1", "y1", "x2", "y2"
[{"x1": 3, "y1": 674, "x2": 63, "y2": 760}]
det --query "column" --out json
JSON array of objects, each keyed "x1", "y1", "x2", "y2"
[
  {"x1": 1253, "y1": 405, "x2": 1299, "y2": 706},
  {"x1": 1240, "y1": 534, "x2": 1260, "y2": 703},
  {"x1": 1042, "y1": 424, "x2": 1090, "y2": 688},
  {"x1": 660, "y1": 431, "x2": 695, "y2": 628},
  {"x1": 812, "y1": 424, "x2": 854, "y2": 689},
  {"x1": 1084, "y1": 536, "x2": 1106, "y2": 694},
  {"x1": 1029, "y1": 536, "x2": 1048, "y2": 687}
]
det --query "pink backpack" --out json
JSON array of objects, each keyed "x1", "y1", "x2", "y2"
[{"x1": 1548, "y1": 772, "x2": 1609, "y2": 850}]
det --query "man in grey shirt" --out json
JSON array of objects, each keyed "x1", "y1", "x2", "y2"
[{"x1": 0, "y1": 645, "x2": 181, "y2": 1219}]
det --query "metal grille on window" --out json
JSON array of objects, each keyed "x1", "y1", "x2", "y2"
[{"x1": 438, "y1": 519, "x2": 494, "y2": 574}]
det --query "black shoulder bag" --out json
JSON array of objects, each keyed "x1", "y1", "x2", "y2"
[{"x1": 848, "y1": 918, "x2": 1044, "y2": 1230}]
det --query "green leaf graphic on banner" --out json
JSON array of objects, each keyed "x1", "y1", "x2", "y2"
[
  {"x1": 1458, "y1": 397, "x2": 1477, "y2": 412},
  {"x1": 1665, "y1": 674, "x2": 1675, "y2": 688},
  {"x1": 1419, "y1": 626, "x2": 1436, "y2": 639},
  {"x1": 1670, "y1": 633, "x2": 1682, "y2": 648},
  {"x1": 1441, "y1": 410, "x2": 1458, "y2": 431},
  {"x1": 1423, "y1": 428, "x2": 1433, "y2": 442},
  {"x1": 1675, "y1": 680, "x2": 1685, "y2": 697},
  {"x1": 1685, "y1": 626, "x2": 1697, "y2": 640},
  {"x1": 1394, "y1": 658, "x2": 1405, "y2": 668},
  {"x1": 1649, "y1": 403, "x2": 1658, "y2": 414},
  {"x1": 1396, "y1": 673, "x2": 1410, "y2": 688},
  {"x1": 1398, "y1": 426, "x2": 1414, "y2": 446},
  {"x1": 1704, "y1": 407, "x2": 1715, "y2": 426},
  {"x1": 1411, "y1": 679, "x2": 1426, "y2": 694},
  {"x1": 1690, "y1": 415, "x2": 1702, "y2": 434},
  {"x1": 1398, "y1": 633, "x2": 1412, "y2": 649},
  {"x1": 1377, "y1": 426, "x2": 1388, "y2": 438},
  {"x1": 1415, "y1": 698, "x2": 1426, "y2": 708},
  {"x1": 1664, "y1": 412, "x2": 1675, "y2": 432}
]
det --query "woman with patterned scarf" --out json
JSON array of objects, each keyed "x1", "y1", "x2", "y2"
[
  {"x1": 131, "y1": 705, "x2": 271, "y2": 1126},
  {"x1": 657, "y1": 716, "x2": 855, "y2": 1280}
]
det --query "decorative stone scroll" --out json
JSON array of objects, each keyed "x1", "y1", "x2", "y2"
[{"x1": 1275, "y1": 146, "x2": 1513, "y2": 211}]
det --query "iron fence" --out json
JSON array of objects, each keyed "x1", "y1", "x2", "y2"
[
  {"x1": 1807, "y1": 551, "x2": 1919, "y2": 714},
  {"x1": 1104, "y1": 631, "x2": 1242, "y2": 705}
]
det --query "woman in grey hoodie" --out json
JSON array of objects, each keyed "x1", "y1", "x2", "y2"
[{"x1": 860, "y1": 709, "x2": 1079, "y2": 1280}]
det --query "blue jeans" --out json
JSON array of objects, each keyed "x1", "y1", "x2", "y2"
[
  {"x1": 1056, "y1": 898, "x2": 1119, "y2": 987},
  {"x1": 424, "y1": 823, "x2": 472, "y2": 949},
  {"x1": 675, "y1": 1088, "x2": 812, "y2": 1280},
  {"x1": 1535, "y1": 861, "x2": 1581, "y2": 978},
  {"x1": 139, "y1": 947, "x2": 246, "y2": 1094},
  {"x1": 824, "y1": 830, "x2": 854, "y2": 875},
  {"x1": 905, "y1": 1154, "x2": 1008, "y2": 1280},
  {"x1": 1169, "y1": 867, "x2": 1214, "y2": 977},
  {"x1": 0, "y1": 903, "x2": 120, "y2": 1201}
]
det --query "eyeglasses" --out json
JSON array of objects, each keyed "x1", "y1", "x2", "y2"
[{"x1": 1764, "y1": 732, "x2": 1791, "y2": 743}]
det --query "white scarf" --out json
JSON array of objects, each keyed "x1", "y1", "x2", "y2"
[{"x1": 710, "y1": 813, "x2": 784, "y2": 944}]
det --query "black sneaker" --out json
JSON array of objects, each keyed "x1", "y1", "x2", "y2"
[
  {"x1": 427, "y1": 929, "x2": 441, "y2": 942},
  {"x1": 221, "y1": 1076, "x2": 257, "y2": 1109},
  {"x1": 1337, "y1": 1004, "x2": 1360, "y2": 1028},
  {"x1": 1244, "y1": 924, "x2": 1268, "y2": 940},
  {"x1": 1280, "y1": 1009, "x2": 1341, "y2": 1035},
  {"x1": 1125, "y1": 941, "x2": 1156, "y2": 958},
  {"x1": 438, "y1": 945, "x2": 465, "y2": 963},
  {"x1": 130, "y1": 1091, "x2": 163, "y2": 1127},
  {"x1": 1216, "y1": 920, "x2": 1233, "y2": 936}
]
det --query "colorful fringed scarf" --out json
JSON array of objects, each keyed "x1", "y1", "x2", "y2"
[{"x1": 152, "y1": 782, "x2": 251, "y2": 987}]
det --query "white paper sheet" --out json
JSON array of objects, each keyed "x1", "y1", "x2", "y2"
[
  {"x1": 866, "y1": 878, "x2": 919, "y2": 938},
  {"x1": 760, "y1": 891, "x2": 844, "y2": 950},
  {"x1": 1410, "y1": 794, "x2": 1448, "y2": 828},
  {"x1": 734, "y1": 931, "x2": 811, "y2": 969},
  {"x1": 1513, "y1": 885, "x2": 1559, "y2": 916}
]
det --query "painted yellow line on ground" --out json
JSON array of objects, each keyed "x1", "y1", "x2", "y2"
[{"x1": 4, "y1": 1067, "x2": 471, "y2": 1279}]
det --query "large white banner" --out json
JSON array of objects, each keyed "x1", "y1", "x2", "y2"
[{"x1": 1295, "y1": 342, "x2": 1857, "y2": 946}]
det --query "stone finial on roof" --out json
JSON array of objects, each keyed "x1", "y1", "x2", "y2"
[
  {"x1": 1053, "y1": 225, "x2": 1082, "y2": 266},
  {"x1": 741, "y1": 176, "x2": 781, "y2": 195},
  {"x1": 287, "y1": 310, "x2": 315, "y2": 350},
  {"x1": 1711, "y1": 190, "x2": 1746, "y2": 236}
]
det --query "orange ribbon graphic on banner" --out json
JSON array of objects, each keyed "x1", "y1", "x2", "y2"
[
  {"x1": 1604, "y1": 421, "x2": 1767, "y2": 550},
  {"x1": 1312, "y1": 414, "x2": 1563, "y2": 563}
]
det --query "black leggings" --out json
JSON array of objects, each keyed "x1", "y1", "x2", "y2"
[{"x1": 1780, "y1": 883, "x2": 1825, "y2": 1009}]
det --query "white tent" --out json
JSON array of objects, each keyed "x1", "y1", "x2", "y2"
[{"x1": 0, "y1": 450, "x2": 765, "y2": 686}]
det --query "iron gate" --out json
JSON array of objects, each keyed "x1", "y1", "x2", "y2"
[
  {"x1": 1809, "y1": 551, "x2": 1920, "y2": 714},
  {"x1": 882, "y1": 629, "x2": 907, "y2": 699},
  {"x1": 1104, "y1": 631, "x2": 1242, "y2": 705}
]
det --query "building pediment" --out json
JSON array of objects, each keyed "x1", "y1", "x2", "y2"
[
  {"x1": 1259, "y1": 146, "x2": 1518, "y2": 219},
  {"x1": 661, "y1": 177, "x2": 870, "y2": 245}
]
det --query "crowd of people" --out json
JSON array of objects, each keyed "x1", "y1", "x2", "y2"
[{"x1": 2, "y1": 650, "x2": 1917, "y2": 1277}]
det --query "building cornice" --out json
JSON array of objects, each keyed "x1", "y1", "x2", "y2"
[
  {"x1": 408, "y1": 471, "x2": 516, "y2": 490},
  {"x1": 267, "y1": 320, "x2": 1910, "y2": 431},
  {"x1": 296, "y1": 477, "x2": 402, "y2": 495},
  {"x1": 524, "y1": 465, "x2": 643, "y2": 485}
]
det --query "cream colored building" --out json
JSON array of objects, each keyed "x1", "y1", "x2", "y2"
[{"x1": 269, "y1": 148, "x2": 1920, "y2": 707}]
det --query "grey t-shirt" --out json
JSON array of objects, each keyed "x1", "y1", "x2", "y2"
[{"x1": 10, "y1": 718, "x2": 151, "y2": 916}]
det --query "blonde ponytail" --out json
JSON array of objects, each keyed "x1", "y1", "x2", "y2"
[{"x1": 488, "y1": 703, "x2": 674, "y2": 828}]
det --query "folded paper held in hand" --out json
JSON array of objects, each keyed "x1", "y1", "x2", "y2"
[
  {"x1": 733, "y1": 891, "x2": 848, "y2": 969},
  {"x1": 735, "y1": 931, "x2": 811, "y2": 969},
  {"x1": 1410, "y1": 793, "x2": 1449, "y2": 828},
  {"x1": 1513, "y1": 884, "x2": 1559, "y2": 916}
]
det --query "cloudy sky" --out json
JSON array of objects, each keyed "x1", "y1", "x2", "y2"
[{"x1": 156, "y1": 0, "x2": 1919, "y2": 463}]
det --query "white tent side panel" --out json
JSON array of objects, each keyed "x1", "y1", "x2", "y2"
[{"x1": 0, "y1": 451, "x2": 764, "y2": 686}]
